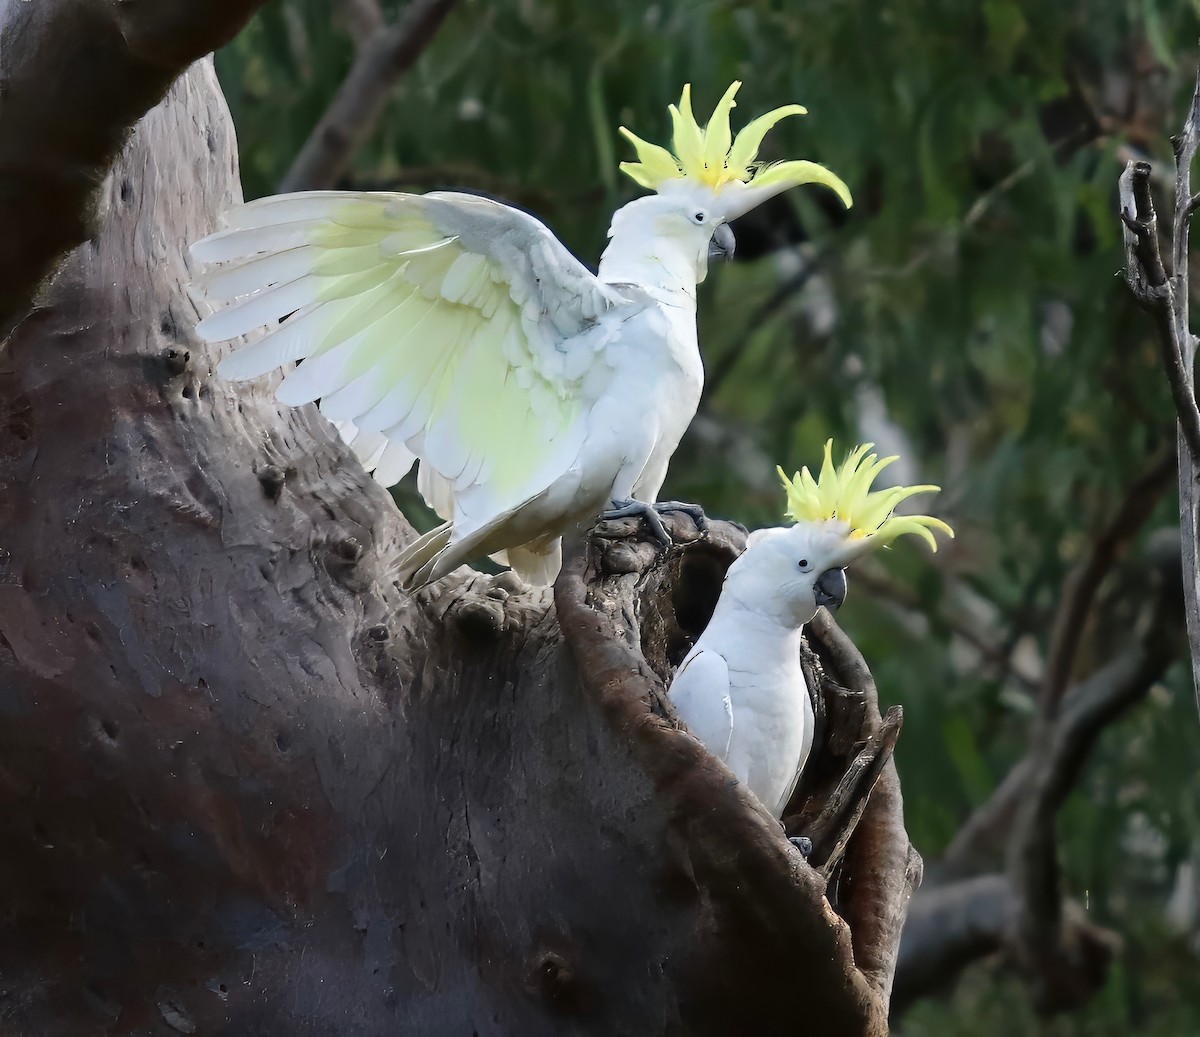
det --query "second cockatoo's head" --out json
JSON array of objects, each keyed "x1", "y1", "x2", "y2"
[
  {"x1": 724, "y1": 441, "x2": 954, "y2": 628},
  {"x1": 611, "y1": 81, "x2": 852, "y2": 283}
]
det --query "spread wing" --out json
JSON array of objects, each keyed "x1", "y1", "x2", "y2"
[
  {"x1": 669, "y1": 649, "x2": 734, "y2": 760},
  {"x1": 189, "y1": 190, "x2": 629, "y2": 531}
]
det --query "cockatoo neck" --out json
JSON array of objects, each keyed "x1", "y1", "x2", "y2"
[
  {"x1": 718, "y1": 572, "x2": 817, "y2": 631},
  {"x1": 597, "y1": 196, "x2": 707, "y2": 300},
  {"x1": 598, "y1": 233, "x2": 701, "y2": 298}
]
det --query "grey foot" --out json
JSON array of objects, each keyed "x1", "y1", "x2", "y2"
[
  {"x1": 789, "y1": 835, "x2": 813, "y2": 858},
  {"x1": 600, "y1": 498, "x2": 672, "y2": 547},
  {"x1": 653, "y1": 500, "x2": 710, "y2": 533}
]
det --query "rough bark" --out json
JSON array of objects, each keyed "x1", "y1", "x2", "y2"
[
  {"x1": 0, "y1": 59, "x2": 917, "y2": 1035},
  {"x1": 0, "y1": 0, "x2": 272, "y2": 340}
]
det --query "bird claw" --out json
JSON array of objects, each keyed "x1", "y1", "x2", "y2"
[
  {"x1": 788, "y1": 835, "x2": 813, "y2": 858},
  {"x1": 652, "y1": 500, "x2": 710, "y2": 533},
  {"x1": 599, "y1": 498, "x2": 710, "y2": 547},
  {"x1": 600, "y1": 498, "x2": 672, "y2": 547}
]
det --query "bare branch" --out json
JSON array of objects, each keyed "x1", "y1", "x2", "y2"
[
  {"x1": 894, "y1": 874, "x2": 1013, "y2": 1009},
  {"x1": 1119, "y1": 63, "x2": 1200, "y2": 718},
  {"x1": 1011, "y1": 645, "x2": 1172, "y2": 930},
  {"x1": 336, "y1": 0, "x2": 385, "y2": 46},
  {"x1": 943, "y1": 632, "x2": 1176, "y2": 878},
  {"x1": 851, "y1": 564, "x2": 1041, "y2": 691},
  {"x1": 805, "y1": 611, "x2": 922, "y2": 1005},
  {"x1": 1039, "y1": 450, "x2": 1175, "y2": 713},
  {"x1": 800, "y1": 705, "x2": 902, "y2": 875},
  {"x1": 705, "y1": 248, "x2": 830, "y2": 399},
  {"x1": 903, "y1": 578, "x2": 1176, "y2": 1014},
  {"x1": 1007, "y1": 556, "x2": 1183, "y2": 1006},
  {"x1": 0, "y1": 0, "x2": 271, "y2": 342},
  {"x1": 279, "y1": 0, "x2": 459, "y2": 193},
  {"x1": 1118, "y1": 161, "x2": 1200, "y2": 461},
  {"x1": 894, "y1": 875, "x2": 1120, "y2": 1016},
  {"x1": 867, "y1": 123, "x2": 1098, "y2": 282}
]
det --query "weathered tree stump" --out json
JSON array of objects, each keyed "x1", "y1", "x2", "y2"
[{"x1": 0, "y1": 58, "x2": 917, "y2": 1036}]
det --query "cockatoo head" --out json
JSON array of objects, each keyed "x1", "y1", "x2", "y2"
[
  {"x1": 725, "y1": 441, "x2": 954, "y2": 627},
  {"x1": 728, "y1": 521, "x2": 856, "y2": 627},
  {"x1": 616, "y1": 81, "x2": 853, "y2": 281}
]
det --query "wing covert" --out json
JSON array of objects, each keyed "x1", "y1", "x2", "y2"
[{"x1": 189, "y1": 190, "x2": 629, "y2": 523}]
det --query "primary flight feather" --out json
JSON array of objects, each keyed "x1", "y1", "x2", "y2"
[{"x1": 188, "y1": 83, "x2": 852, "y2": 589}]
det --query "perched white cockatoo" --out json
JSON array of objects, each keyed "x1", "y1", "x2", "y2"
[
  {"x1": 187, "y1": 83, "x2": 851, "y2": 589},
  {"x1": 669, "y1": 441, "x2": 953, "y2": 821}
]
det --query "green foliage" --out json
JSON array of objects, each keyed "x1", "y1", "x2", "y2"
[{"x1": 216, "y1": 1, "x2": 1200, "y2": 1029}]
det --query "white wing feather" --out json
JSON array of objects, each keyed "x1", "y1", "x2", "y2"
[
  {"x1": 669, "y1": 650, "x2": 734, "y2": 760},
  {"x1": 189, "y1": 190, "x2": 629, "y2": 538}
]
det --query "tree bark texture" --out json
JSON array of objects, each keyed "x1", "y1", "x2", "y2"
[
  {"x1": 0, "y1": 0, "x2": 272, "y2": 340},
  {"x1": 0, "y1": 60, "x2": 917, "y2": 1035}
]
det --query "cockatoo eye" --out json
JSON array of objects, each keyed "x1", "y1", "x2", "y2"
[
  {"x1": 797, "y1": 558, "x2": 812, "y2": 572},
  {"x1": 692, "y1": 211, "x2": 706, "y2": 225}
]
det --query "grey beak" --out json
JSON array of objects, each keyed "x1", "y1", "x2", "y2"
[
  {"x1": 814, "y1": 568, "x2": 847, "y2": 611},
  {"x1": 708, "y1": 223, "x2": 736, "y2": 262}
]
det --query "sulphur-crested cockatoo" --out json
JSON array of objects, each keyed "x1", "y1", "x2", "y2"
[
  {"x1": 188, "y1": 83, "x2": 851, "y2": 589},
  {"x1": 669, "y1": 441, "x2": 953, "y2": 820}
]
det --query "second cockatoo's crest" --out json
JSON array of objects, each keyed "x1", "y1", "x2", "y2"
[
  {"x1": 778, "y1": 440, "x2": 954, "y2": 553},
  {"x1": 618, "y1": 81, "x2": 853, "y2": 217}
]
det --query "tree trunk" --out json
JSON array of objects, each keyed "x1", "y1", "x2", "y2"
[{"x1": 0, "y1": 60, "x2": 915, "y2": 1035}]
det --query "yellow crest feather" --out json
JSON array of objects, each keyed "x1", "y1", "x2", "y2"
[
  {"x1": 777, "y1": 441, "x2": 954, "y2": 552},
  {"x1": 618, "y1": 81, "x2": 851, "y2": 206}
]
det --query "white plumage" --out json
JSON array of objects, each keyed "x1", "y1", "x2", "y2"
[
  {"x1": 187, "y1": 83, "x2": 852, "y2": 589},
  {"x1": 189, "y1": 189, "x2": 715, "y2": 588},
  {"x1": 669, "y1": 524, "x2": 850, "y2": 818}
]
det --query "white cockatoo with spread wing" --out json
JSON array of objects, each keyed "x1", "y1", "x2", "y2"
[
  {"x1": 188, "y1": 83, "x2": 851, "y2": 589},
  {"x1": 669, "y1": 442, "x2": 953, "y2": 820}
]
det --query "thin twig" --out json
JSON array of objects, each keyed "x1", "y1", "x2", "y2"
[
  {"x1": 942, "y1": 538, "x2": 1183, "y2": 879},
  {"x1": 1038, "y1": 450, "x2": 1175, "y2": 714},
  {"x1": 851, "y1": 564, "x2": 1041, "y2": 692},
  {"x1": 801, "y1": 706, "x2": 903, "y2": 874},
  {"x1": 704, "y1": 248, "x2": 830, "y2": 400},
  {"x1": 1118, "y1": 161, "x2": 1200, "y2": 460},
  {"x1": 868, "y1": 124, "x2": 1098, "y2": 282},
  {"x1": 279, "y1": 0, "x2": 459, "y2": 193}
]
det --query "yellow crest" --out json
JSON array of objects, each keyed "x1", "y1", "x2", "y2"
[
  {"x1": 778, "y1": 441, "x2": 954, "y2": 552},
  {"x1": 618, "y1": 81, "x2": 852, "y2": 208}
]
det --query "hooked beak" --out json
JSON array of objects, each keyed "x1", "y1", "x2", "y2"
[
  {"x1": 708, "y1": 223, "x2": 736, "y2": 262},
  {"x1": 814, "y1": 567, "x2": 847, "y2": 611}
]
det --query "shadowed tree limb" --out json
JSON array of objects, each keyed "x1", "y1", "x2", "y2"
[
  {"x1": 942, "y1": 464, "x2": 1179, "y2": 878},
  {"x1": 336, "y1": 0, "x2": 386, "y2": 45},
  {"x1": 278, "y1": 0, "x2": 459, "y2": 193},
  {"x1": 895, "y1": 545, "x2": 1183, "y2": 1015},
  {"x1": 1039, "y1": 450, "x2": 1175, "y2": 713},
  {"x1": 0, "y1": 0, "x2": 273, "y2": 341},
  {"x1": 1009, "y1": 560, "x2": 1183, "y2": 1011},
  {"x1": 892, "y1": 875, "x2": 1120, "y2": 1015},
  {"x1": 1119, "y1": 65, "x2": 1200, "y2": 716}
]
